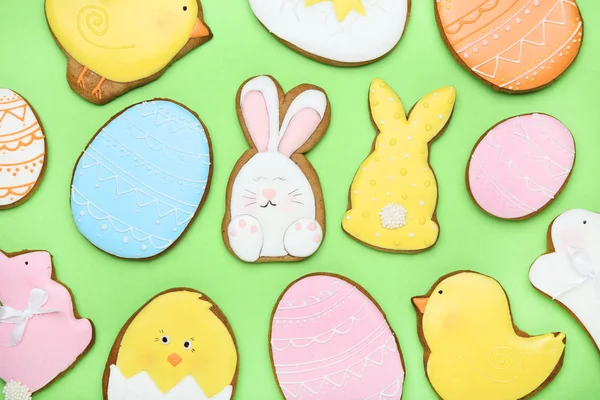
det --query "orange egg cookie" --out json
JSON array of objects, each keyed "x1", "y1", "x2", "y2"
[{"x1": 435, "y1": 0, "x2": 584, "y2": 92}]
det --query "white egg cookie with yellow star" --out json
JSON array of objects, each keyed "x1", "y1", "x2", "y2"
[
  {"x1": 104, "y1": 289, "x2": 238, "y2": 400},
  {"x1": 249, "y1": 0, "x2": 410, "y2": 65}
]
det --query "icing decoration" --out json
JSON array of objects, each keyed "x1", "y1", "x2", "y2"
[
  {"x1": 45, "y1": 0, "x2": 209, "y2": 82},
  {"x1": 468, "y1": 113, "x2": 575, "y2": 220},
  {"x1": 105, "y1": 290, "x2": 237, "y2": 399},
  {"x1": 305, "y1": 0, "x2": 366, "y2": 21},
  {"x1": 342, "y1": 79, "x2": 456, "y2": 253},
  {"x1": 107, "y1": 365, "x2": 233, "y2": 399},
  {"x1": 225, "y1": 76, "x2": 328, "y2": 263},
  {"x1": 436, "y1": 0, "x2": 584, "y2": 92},
  {"x1": 0, "y1": 288, "x2": 59, "y2": 347},
  {"x1": 0, "y1": 250, "x2": 93, "y2": 396},
  {"x1": 2, "y1": 381, "x2": 31, "y2": 400},
  {"x1": 413, "y1": 271, "x2": 566, "y2": 400},
  {"x1": 249, "y1": 0, "x2": 409, "y2": 64},
  {"x1": 70, "y1": 100, "x2": 212, "y2": 260},
  {"x1": 0, "y1": 89, "x2": 46, "y2": 210},
  {"x1": 530, "y1": 209, "x2": 600, "y2": 351},
  {"x1": 271, "y1": 274, "x2": 405, "y2": 399}
]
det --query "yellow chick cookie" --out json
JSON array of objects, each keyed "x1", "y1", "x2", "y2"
[
  {"x1": 104, "y1": 289, "x2": 238, "y2": 400},
  {"x1": 412, "y1": 271, "x2": 566, "y2": 400},
  {"x1": 343, "y1": 79, "x2": 455, "y2": 253},
  {"x1": 45, "y1": 0, "x2": 211, "y2": 103}
]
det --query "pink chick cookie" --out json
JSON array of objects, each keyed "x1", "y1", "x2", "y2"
[
  {"x1": 468, "y1": 113, "x2": 575, "y2": 220},
  {"x1": 0, "y1": 250, "x2": 93, "y2": 399},
  {"x1": 270, "y1": 274, "x2": 405, "y2": 399}
]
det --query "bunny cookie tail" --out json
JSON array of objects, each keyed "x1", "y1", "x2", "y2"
[{"x1": 3, "y1": 380, "x2": 32, "y2": 400}]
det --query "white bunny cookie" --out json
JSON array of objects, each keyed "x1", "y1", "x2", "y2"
[
  {"x1": 223, "y1": 76, "x2": 330, "y2": 263},
  {"x1": 530, "y1": 209, "x2": 600, "y2": 352}
]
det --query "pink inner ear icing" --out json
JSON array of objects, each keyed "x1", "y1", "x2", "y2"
[
  {"x1": 0, "y1": 251, "x2": 93, "y2": 393},
  {"x1": 278, "y1": 108, "x2": 321, "y2": 157},
  {"x1": 242, "y1": 90, "x2": 270, "y2": 152}
]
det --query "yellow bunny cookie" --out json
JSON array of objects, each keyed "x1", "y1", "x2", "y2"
[{"x1": 343, "y1": 79, "x2": 456, "y2": 252}]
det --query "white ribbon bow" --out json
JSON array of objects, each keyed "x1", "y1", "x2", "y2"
[
  {"x1": 0, "y1": 288, "x2": 59, "y2": 347},
  {"x1": 552, "y1": 247, "x2": 600, "y2": 300}
]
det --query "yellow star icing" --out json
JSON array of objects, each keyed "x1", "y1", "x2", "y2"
[
  {"x1": 342, "y1": 79, "x2": 456, "y2": 252},
  {"x1": 305, "y1": 0, "x2": 366, "y2": 22}
]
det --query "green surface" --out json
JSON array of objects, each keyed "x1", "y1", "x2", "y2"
[{"x1": 1, "y1": 0, "x2": 599, "y2": 398}]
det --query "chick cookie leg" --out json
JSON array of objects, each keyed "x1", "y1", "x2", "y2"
[
  {"x1": 77, "y1": 66, "x2": 88, "y2": 89},
  {"x1": 91, "y1": 77, "x2": 106, "y2": 100}
]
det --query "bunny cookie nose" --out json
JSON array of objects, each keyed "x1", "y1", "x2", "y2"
[
  {"x1": 263, "y1": 189, "x2": 277, "y2": 200},
  {"x1": 168, "y1": 353, "x2": 182, "y2": 367}
]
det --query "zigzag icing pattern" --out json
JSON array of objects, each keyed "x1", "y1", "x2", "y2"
[
  {"x1": 437, "y1": 0, "x2": 583, "y2": 92},
  {"x1": 271, "y1": 275, "x2": 404, "y2": 399}
]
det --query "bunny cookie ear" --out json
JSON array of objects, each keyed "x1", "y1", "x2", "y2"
[
  {"x1": 369, "y1": 79, "x2": 407, "y2": 133},
  {"x1": 277, "y1": 89, "x2": 328, "y2": 157},
  {"x1": 239, "y1": 76, "x2": 281, "y2": 152},
  {"x1": 408, "y1": 87, "x2": 456, "y2": 142}
]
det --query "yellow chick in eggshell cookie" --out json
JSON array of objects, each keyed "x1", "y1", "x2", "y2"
[
  {"x1": 104, "y1": 289, "x2": 238, "y2": 400},
  {"x1": 45, "y1": 0, "x2": 211, "y2": 104},
  {"x1": 412, "y1": 271, "x2": 566, "y2": 400}
]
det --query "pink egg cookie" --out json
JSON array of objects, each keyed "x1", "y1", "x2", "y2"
[
  {"x1": 467, "y1": 113, "x2": 575, "y2": 220},
  {"x1": 0, "y1": 250, "x2": 93, "y2": 399},
  {"x1": 270, "y1": 274, "x2": 405, "y2": 399}
]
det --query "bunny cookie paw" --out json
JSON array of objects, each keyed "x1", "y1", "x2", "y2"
[
  {"x1": 228, "y1": 215, "x2": 264, "y2": 262},
  {"x1": 284, "y1": 219, "x2": 323, "y2": 258}
]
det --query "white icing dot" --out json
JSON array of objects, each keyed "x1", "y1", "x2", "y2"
[
  {"x1": 156, "y1": 220, "x2": 161, "y2": 224},
  {"x1": 405, "y1": 154, "x2": 410, "y2": 158},
  {"x1": 379, "y1": 203, "x2": 407, "y2": 230},
  {"x1": 407, "y1": 136, "x2": 412, "y2": 140},
  {"x1": 525, "y1": 9, "x2": 530, "y2": 14},
  {"x1": 79, "y1": 210, "x2": 85, "y2": 216},
  {"x1": 409, "y1": 233, "x2": 415, "y2": 238},
  {"x1": 483, "y1": 40, "x2": 488, "y2": 46},
  {"x1": 375, "y1": 232, "x2": 381, "y2": 237},
  {"x1": 438, "y1": 114, "x2": 444, "y2": 119},
  {"x1": 101, "y1": 224, "x2": 108, "y2": 231},
  {"x1": 141, "y1": 244, "x2": 148, "y2": 251},
  {"x1": 505, "y1": 25, "x2": 511, "y2": 32},
  {"x1": 533, "y1": 0, "x2": 540, "y2": 6},
  {"x1": 122, "y1": 237, "x2": 129, "y2": 244},
  {"x1": 420, "y1": 200, "x2": 425, "y2": 206},
  {"x1": 516, "y1": 17, "x2": 522, "y2": 23},
  {"x1": 463, "y1": 52, "x2": 469, "y2": 59},
  {"x1": 388, "y1": 176, "x2": 393, "y2": 180},
  {"x1": 346, "y1": 216, "x2": 351, "y2": 220},
  {"x1": 493, "y1": 34, "x2": 499, "y2": 40},
  {"x1": 372, "y1": 198, "x2": 376, "y2": 202}
]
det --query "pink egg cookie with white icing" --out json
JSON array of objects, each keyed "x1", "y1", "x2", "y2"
[
  {"x1": 270, "y1": 274, "x2": 405, "y2": 399},
  {"x1": 0, "y1": 249, "x2": 93, "y2": 399},
  {"x1": 467, "y1": 113, "x2": 575, "y2": 220}
]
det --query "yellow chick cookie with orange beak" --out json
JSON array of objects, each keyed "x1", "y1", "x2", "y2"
[
  {"x1": 45, "y1": 0, "x2": 211, "y2": 104},
  {"x1": 104, "y1": 289, "x2": 238, "y2": 400},
  {"x1": 412, "y1": 271, "x2": 566, "y2": 400}
]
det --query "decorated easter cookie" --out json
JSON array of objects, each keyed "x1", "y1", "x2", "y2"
[
  {"x1": 0, "y1": 90, "x2": 46, "y2": 210},
  {"x1": 271, "y1": 273, "x2": 405, "y2": 399},
  {"x1": 104, "y1": 289, "x2": 238, "y2": 400},
  {"x1": 0, "y1": 249, "x2": 94, "y2": 400},
  {"x1": 71, "y1": 99, "x2": 212, "y2": 260},
  {"x1": 530, "y1": 209, "x2": 600, "y2": 353},
  {"x1": 435, "y1": 0, "x2": 584, "y2": 93},
  {"x1": 249, "y1": 0, "x2": 410, "y2": 66},
  {"x1": 468, "y1": 113, "x2": 575, "y2": 220},
  {"x1": 413, "y1": 271, "x2": 566, "y2": 400},
  {"x1": 45, "y1": 0, "x2": 212, "y2": 104},
  {"x1": 342, "y1": 79, "x2": 456, "y2": 253},
  {"x1": 223, "y1": 76, "x2": 329, "y2": 263}
]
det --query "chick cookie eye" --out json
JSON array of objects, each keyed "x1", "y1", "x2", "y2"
[
  {"x1": 183, "y1": 6, "x2": 188, "y2": 11},
  {"x1": 161, "y1": 335, "x2": 170, "y2": 345},
  {"x1": 583, "y1": 220, "x2": 587, "y2": 225},
  {"x1": 183, "y1": 340, "x2": 193, "y2": 350},
  {"x1": 438, "y1": 290, "x2": 443, "y2": 295}
]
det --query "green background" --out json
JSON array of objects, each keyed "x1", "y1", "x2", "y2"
[{"x1": 1, "y1": 0, "x2": 599, "y2": 398}]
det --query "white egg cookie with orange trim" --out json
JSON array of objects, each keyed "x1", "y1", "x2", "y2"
[
  {"x1": 104, "y1": 289, "x2": 238, "y2": 400},
  {"x1": 249, "y1": 0, "x2": 410, "y2": 66},
  {"x1": 342, "y1": 79, "x2": 456, "y2": 253},
  {"x1": 0, "y1": 89, "x2": 46, "y2": 210}
]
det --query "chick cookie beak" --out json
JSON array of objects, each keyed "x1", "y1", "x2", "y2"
[
  {"x1": 413, "y1": 297, "x2": 429, "y2": 314},
  {"x1": 168, "y1": 353, "x2": 183, "y2": 367},
  {"x1": 190, "y1": 18, "x2": 210, "y2": 39}
]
